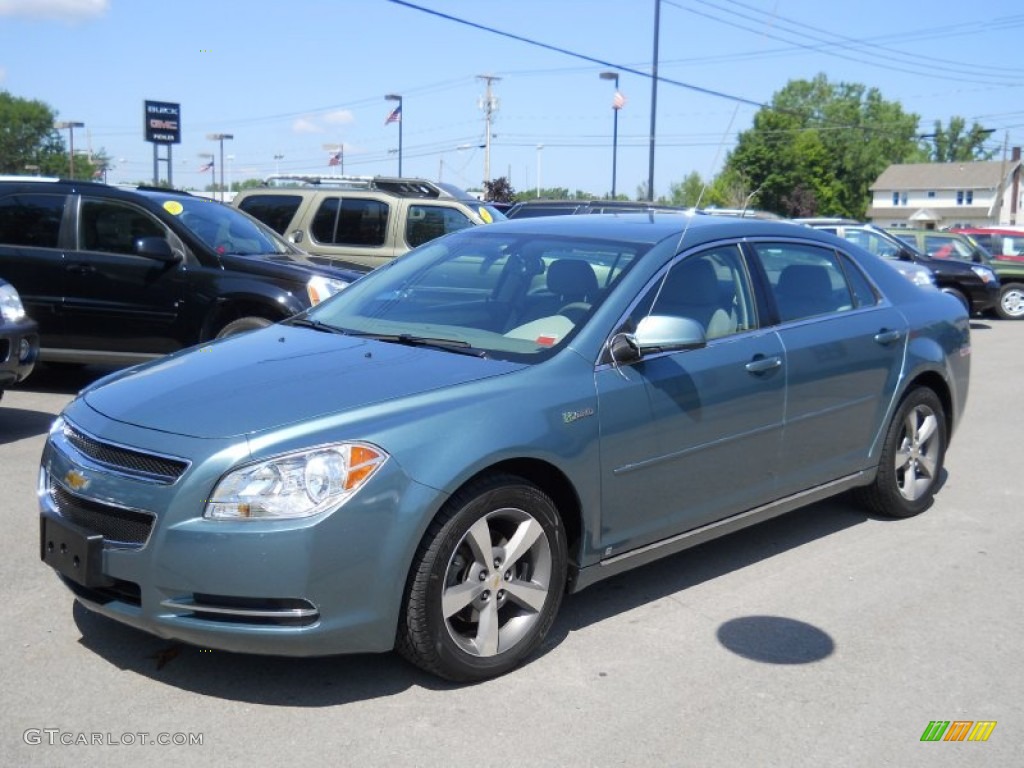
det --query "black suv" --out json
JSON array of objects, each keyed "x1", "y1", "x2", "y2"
[
  {"x1": 0, "y1": 178, "x2": 361, "y2": 365},
  {"x1": 797, "y1": 219, "x2": 999, "y2": 315}
]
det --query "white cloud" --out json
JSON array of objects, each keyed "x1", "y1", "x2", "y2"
[
  {"x1": 0, "y1": 0, "x2": 110, "y2": 21},
  {"x1": 323, "y1": 110, "x2": 354, "y2": 126},
  {"x1": 292, "y1": 117, "x2": 322, "y2": 135}
]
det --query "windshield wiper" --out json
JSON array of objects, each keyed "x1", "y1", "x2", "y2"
[
  {"x1": 285, "y1": 317, "x2": 347, "y2": 334},
  {"x1": 349, "y1": 331, "x2": 487, "y2": 357}
]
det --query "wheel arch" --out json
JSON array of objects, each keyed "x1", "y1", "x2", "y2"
[
  {"x1": 200, "y1": 296, "x2": 296, "y2": 341},
  {"x1": 900, "y1": 369, "x2": 955, "y2": 437}
]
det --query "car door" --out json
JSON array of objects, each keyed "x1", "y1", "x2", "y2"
[
  {"x1": 61, "y1": 196, "x2": 186, "y2": 356},
  {"x1": 749, "y1": 241, "x2": 908, "y2": 497},
  {"x1": 0, "y1": 191, "x2": 70, "y2": 343},
  {"x1": 595, "y1": 244, "x2": 786, "y2": 556}
]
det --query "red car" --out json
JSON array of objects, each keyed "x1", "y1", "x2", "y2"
[{"x1": 952, "y1": 227, "x2": 1024, "y2": 262}]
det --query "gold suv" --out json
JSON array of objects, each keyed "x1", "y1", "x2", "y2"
[{"x1": 233, "y1": 175, "x2": 505, "y2": 271}]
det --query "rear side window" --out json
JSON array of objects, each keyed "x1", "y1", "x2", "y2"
[
  {"x1": 0, "y1": 193, "x2": 66, "y2": 248},
  {"x1": 752, "y1": 243, "x2": 855, "y2": 322},
  {"x1": 405, "y1": 205, "x2": 473, "y2": 247},
  {"x1": 236, "y1": 194, "x2": 302, "y2": 234},
  {"x1": 311, "y1": 197, "x2": 389, "y2": 246}
]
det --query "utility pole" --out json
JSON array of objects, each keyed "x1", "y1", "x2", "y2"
[
  {"x1": 477, "y1": 74, "x2": 501, "y2": 184},
  {"x1": 647, "y1": 0, "x2": 661, "y2": 202}
]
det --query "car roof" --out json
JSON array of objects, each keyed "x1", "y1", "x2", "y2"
[{"x1": 482, "y1": 210, "x2": 823, "y2": 247}]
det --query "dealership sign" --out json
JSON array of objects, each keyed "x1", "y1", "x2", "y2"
[{"x1": 144, "y1": 100, "x2": 181, "y2": 144}]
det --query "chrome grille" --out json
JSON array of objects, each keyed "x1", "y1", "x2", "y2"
[
  {"x1": 63, "y1": 422, "x2": 188, "y2": 483},
  {"x1": 51, "y1": 484, "x2": 155, "y2": 547}
]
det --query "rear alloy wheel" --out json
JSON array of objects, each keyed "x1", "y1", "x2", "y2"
[
  {"x1": 215, "y1": 316, "x2": 273, "y2": 339},
  {"x1": 995, "y1": 282, "x2": 1024, "y2": 320},
  {"x1": 855, "y1": 388, "x2": 946, "y2": 518},
  {"x1": 398, "y1": 474, "x2": 567, "y2": 682}
]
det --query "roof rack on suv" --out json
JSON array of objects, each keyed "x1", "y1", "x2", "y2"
[{"x1": 261, "y1": 174, "x2": 456, "y2": 199}]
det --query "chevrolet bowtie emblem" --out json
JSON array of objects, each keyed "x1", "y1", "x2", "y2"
[{"x1": 64, "y1": 469, "x2": 90, "y2": 492}]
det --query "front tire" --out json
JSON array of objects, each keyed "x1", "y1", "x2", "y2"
[
  {"x1": 855, "y1": 388, "x2": 946, "y2": 518},
  {"x1": 397, "y1": 474, "x2": 567, "y2": 682},
  {"x1": 215, "y1": 316, "x2": 273, "y2": 339},
  {"x1": 995, "y1": 282, "x2": 1024, "y2": 320}
]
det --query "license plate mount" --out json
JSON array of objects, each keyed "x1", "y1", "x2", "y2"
[{"x1": 40, "y1": 512, "x2": 114, "y2": 588}]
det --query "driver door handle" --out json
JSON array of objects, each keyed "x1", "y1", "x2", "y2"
[
  {"x1": 745, "y1": 355, "x2": 782, "y2": 374},
  {"x1": 873, "y1": 329, "x2": 903, "y2": 345}
]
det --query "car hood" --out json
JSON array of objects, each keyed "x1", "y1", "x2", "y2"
[
  {"x1": 218, "y1": 252, "x2": 363, "y2": 283},
  {"x1": 82, "y1": 326, "x2": 523, "y2": 439}
]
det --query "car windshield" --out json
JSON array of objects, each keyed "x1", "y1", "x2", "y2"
[
  {"x1": 300, "y1": 229, "x2": 647, "y2": 362},
  {"x1": 150, "y1": 194, "x2": 294, "y2": 256}
]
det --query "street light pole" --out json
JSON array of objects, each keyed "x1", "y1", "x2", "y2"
[
  {"x1": 536, "y1": 144, "x2": 544, "y2": 198},
  {"x1": 55, "y1": 121, "x2": 85, "y2": 178},
  {"x1": 599, "y1": 71, "x2": 620, "y2": 198},
  {"x1": 206, "y1": 133, "x2": 233, "y2": 202},
  {"x1": 274, "y1": 154, "x2": 283, "y2": 175},
  {"x1": 385, "y1": 94, "x2": 403, "y2": 176}
]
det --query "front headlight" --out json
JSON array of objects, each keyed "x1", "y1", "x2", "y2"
[
  {"x1": 306, "y1": 275, "x2": 349, "y2": 306},
  {"x1": 970, "y1": 266, "x2": 997, "y2": 284},
  {"x1": 204, "y1": 443, "x2": 387, "y2": 520},
  {"x1": 0, "y1": 282, "x2": 27, "y2": 323}
]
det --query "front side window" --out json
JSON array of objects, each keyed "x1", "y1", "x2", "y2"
[
  {"x1": 752, "y1": 242, "x2": 855, "y2": 322},
  {"x1": 80, "y1": 199, "x2": 166, "y2": 255},
  {"x1": 628, "y1": 245, "x2": 756, "y2": 340},
  {"x1": 0, "y1": 193, "x2": 66, "y2": 248},
  {"x1": 311, "y1": 197, "x2": 389, "y2": 246},
  {"x1": 406, "y1": 205, "x2": 473, "y2": 247}
]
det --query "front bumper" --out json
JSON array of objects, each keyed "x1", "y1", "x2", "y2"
[
  {"x1": 38, "y1": 406, "x2": 441, "y2": 657},
  {"x1": 0, "y1": 317, "x2": 39, "y2": 390}
]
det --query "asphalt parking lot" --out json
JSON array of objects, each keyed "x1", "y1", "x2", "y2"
[{"x1": 1, "y1": 320, "x2": 1020, "y2": 767}]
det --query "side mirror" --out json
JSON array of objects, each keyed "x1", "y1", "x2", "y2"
[
  {"x1": 134, "y1": 236, "x2": 180, "y2": 263},
  {"x1": 634, "y1": 315, "x2": 707, "y2": 353}
]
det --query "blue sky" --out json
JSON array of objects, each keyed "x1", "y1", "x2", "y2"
[{"x1": 2, "y1": 0, "x2": 1022, "y2": 198}]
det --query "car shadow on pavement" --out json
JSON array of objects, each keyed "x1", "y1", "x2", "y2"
[
  {"x1": 0, "y1": 405, "x2": 57, "y2": 444},
  {"x1": 13, "y1": 363, "x2": 122, "y2": 396}
]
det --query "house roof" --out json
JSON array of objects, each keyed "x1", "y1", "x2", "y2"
[{"x1": 870, "y1": 160, "x2": 1020, "y2": 191}]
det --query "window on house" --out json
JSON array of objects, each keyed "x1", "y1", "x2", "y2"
[
  {"x1": 901, "y1": 192, "x2": 908, "y2": 205},
  {"x1": 957, "y1": 190, "x2": 964, "y2": 205},
  {"x1": 892, "y1": 192, "x2": 899, "y2": 205},
  {"x1": 966, "y1": 190, "x2": 973, "y2": 204}
]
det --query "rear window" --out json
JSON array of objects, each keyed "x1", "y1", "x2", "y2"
[
  {"x1": 0, "y1": 193, "x2": 66, "y2": 248},
  {"x1": 236, "y1": 194, "x2": 303, "y2": 235}
]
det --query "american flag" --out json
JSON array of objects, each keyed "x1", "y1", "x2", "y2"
[
  {"x1": 198, "y1": 159, "x2": 214, "y2": 172},
  {"x1": 328, "y1": 150, "x2": 342, "y2": 167},
  {"x1": 385, "y1": 104, "x2": 402, "y2": 125},
  {"x1": 613, "y1": 91, "x2": 626, "y2": 110}
]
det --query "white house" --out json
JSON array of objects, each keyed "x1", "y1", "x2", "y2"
[{"x1": 867, "y1": 148, "x2": 1021, "y2": 229}]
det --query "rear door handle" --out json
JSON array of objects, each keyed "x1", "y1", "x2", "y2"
[
  {"x1": 745, "y1": 355, "x2": 782, "y2": 374},
  {"x1": 873, "y1": 329, "x2": 902, "y2": 345}
]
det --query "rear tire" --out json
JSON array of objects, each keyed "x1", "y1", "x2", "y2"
[
  {"x1": 215, "y1": 316, "x2": 273, "y2": 339},
  {"x1": 855, "y1": 388, "x2": 946, "y2": 518},
  {"x1": 397, "y1": 474, "x2": 567, "y2": 682},
  {"x1": 995, "y1": 282, "x2": 1024, "y2": 320}
]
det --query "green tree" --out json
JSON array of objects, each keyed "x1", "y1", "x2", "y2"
[
  {"x1": 668, "y1": 172, "x2": 706, "y2": 207},
  {"x1": 919, "y1": 117, "x2": 995, "y2": 162},
  {"x1": 723, "y1": 74, "x2": 920, "y2": 218},
  {"x1": 0, "y1": 90, "x2": 106, "y2": 179},
  {"x1": 483, "y1": 176, "x2": 515, "y2": 203}
]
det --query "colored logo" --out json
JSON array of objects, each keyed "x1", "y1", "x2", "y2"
[{"x1": 920, "y1": 720, "x2": 997, "y2": 742}]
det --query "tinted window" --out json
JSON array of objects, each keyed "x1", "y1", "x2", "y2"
[
  {"x1": 0, "y1": 193, "x2": 66, "y2": 248},
  {"x1": 311, "y1": 197, "x2": 389, "y2": 246},
  {"x1": 753, "y1": 243, "x2": 854, "y2": 322},
  {"x1": 80, "y1": 199, "x2": 166, "y2": 255},
  {"x1": 406, "y1": 205, "x2": 473, "y2": 247},
  {"x1": 839, "y1": 253, "x2": 879, "y2": 307},
  {"x1": 236, "y1": 194, "x2": 302, "y2": 234}
]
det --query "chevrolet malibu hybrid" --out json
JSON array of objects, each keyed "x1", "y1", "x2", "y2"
[{"x1": 39, "y1": 213, "x2": 970, "y2": 681}]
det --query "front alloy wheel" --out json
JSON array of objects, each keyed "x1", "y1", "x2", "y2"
[
  {"x1": 855, "y1": 388, "x2": 946, "y2": 518},
  {"x1": 398, "y1": 474, "x2": 567, "y2": 682}
]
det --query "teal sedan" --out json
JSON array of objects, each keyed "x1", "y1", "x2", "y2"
[{"x1": 39, "y1": 213, "x2": 970, "y2": 681}]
